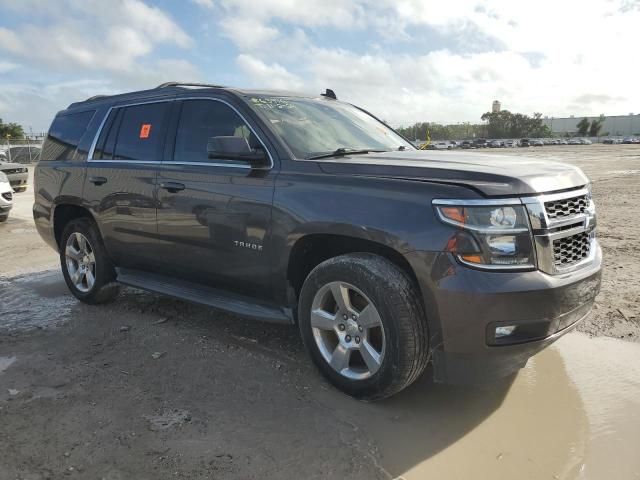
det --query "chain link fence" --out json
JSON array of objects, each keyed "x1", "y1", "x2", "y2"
[{"x1": 1, "y1": 135, "x2": 45, "y2": 164}]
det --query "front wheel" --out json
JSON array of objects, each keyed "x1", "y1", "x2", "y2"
[
  {"x1": 60, "y1": 218, "x2": 120, "y2": 304},
  {"x1": 0, "y1": 214, "x2": 8, "y2": 223},
  {"x1": 298, "y1": 253, "x2": 429, "y2": 400}
]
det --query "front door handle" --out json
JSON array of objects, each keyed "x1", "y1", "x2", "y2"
[
  {"x1": 89, "y1": 176, "x2": 107, "y2": 186},
  {"x1": 160, "y1": 182, "x2": 185, "y2": 193}
]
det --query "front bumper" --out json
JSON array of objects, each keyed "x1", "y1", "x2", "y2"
[
  {"x1": 405, "y1": 243, "x2": 602, "y2": 384},
  {"x1": 4, "y1": 172, "x2": 29, "y2": 189}
]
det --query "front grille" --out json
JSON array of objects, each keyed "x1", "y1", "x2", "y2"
[
  {"x1": 545, "y1": 194, "x2": 588, "y2": 220},
  {"x1": 1, "y1": 191, "x2": 11, "y2": 201},
  {"x1": 553, "y1": 232, "x2": 591, "y2": 267}
]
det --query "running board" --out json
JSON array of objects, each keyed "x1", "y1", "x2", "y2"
[{"x1": 116, "y1": 269, "x2": 292, "y2": 324}]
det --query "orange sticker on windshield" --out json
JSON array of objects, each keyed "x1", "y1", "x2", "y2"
[{"x1": 139, "y1": 124, "x2": 152, "y2": 139}]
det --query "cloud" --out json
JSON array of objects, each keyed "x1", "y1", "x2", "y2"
[
  {"x1": 209, "y1": 0, "x2": 640, "y2": 125},
  {"x1": 0, "y1": 0, "x2": 192, "y2": 75},
  {"x1": 0, "y1": 60, "x2": 18, "y2": 73},
  {"x1": 221, "y1": 18, "x2": 281, "y2": 51},
  {"x1": 236, "y1": 54, "x2": 303, "y2": 90},
  {"x1": 0, "y1": 0, "x2": 201, "y2": 130},
  {"x1": 191, "y1": 0, "x2": 215, "y2": 9}
]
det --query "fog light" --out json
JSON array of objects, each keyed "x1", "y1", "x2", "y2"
[{"x1": 495, "y1": 325, "x2": 517, "y2": 338}]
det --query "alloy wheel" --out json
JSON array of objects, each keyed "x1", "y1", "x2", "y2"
[
  {"x1": 310, "y1": 281, "x2": 386, "y2": 380},
  {"x1": 65, "y1": 232, "x2": 96, "y2": 293}
]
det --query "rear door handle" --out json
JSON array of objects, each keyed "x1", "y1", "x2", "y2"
[
  {"x1": 160, "y1": 182, "x2": 185, "y2": 193},
  {"x1": 89, "y1": 176, "x2": 107, "y2": 186}
]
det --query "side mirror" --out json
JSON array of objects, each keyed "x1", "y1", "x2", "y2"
[{"x1": 207, "y1": 136, "x2": 269, "y2": 168}]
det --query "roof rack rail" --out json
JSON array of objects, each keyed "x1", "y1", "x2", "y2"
[
  {"x1": 85, "y1": 95, "x2": 108, "y2": 102},
  {"x1": 156, "y1": 82, "x2": 225, "y2": 89}
]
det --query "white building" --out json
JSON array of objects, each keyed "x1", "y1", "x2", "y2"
[{"x1": 543, "y1": 114, "x2": 640, "y2": 137}]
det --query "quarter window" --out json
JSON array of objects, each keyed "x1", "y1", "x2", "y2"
[
  {"x1": 173, "y1": 100, "x2": 260, "y2": 163},
  {"x1": 42, "y1": 110, "x2": 95, "y2": 161}
]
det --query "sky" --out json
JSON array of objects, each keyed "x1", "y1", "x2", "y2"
[{"x1": 0, "y1": 0, "x2": 639, "y2": 132}]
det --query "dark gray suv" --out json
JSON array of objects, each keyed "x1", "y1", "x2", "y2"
[{"x1": 33, "y1": 83, "x2": 601, "y2": 400}]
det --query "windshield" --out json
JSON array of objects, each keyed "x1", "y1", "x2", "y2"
[{"x1": 247, "y1": 96, "x2": 414, "y2": 159}]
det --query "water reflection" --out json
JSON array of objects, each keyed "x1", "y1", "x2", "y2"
[{"x1": 319, "y1": 333, "x2": 640, "y2": 479}]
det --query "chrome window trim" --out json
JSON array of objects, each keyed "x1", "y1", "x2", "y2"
[{"x1": 86, "y1": 97, "x2": 274, "y2": 170}]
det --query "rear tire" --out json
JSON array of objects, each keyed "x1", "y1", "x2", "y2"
[
  {"x1": 0, "y1": 214, "x2": 8, "y2": 223},
  {"x1": 60, "y1": 218, "x2": 120, "y2": 304},
  {"x1": 14, "y1": 187, "x2": 26, "y2": 193},
  {"x1": 298, "y1": 253, "x2": 429, "y2": 400}
]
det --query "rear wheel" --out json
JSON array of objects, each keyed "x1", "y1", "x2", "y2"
[
  {"x1": 298, "y1": 253, "x2": 429, "y2": 400},
  {"x1": 60, "y1": 218, "x2": 120, "y2": 304},
  {"x1": 0, "y1": 214, "x2": 8, "y2": 223},
  {"x1": 14, "y1": 187, "x2": 26, "y2": 193}
]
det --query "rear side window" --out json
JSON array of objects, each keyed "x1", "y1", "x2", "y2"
[
  {"x1": 173, "y1": 100, "x2": 260, "y2": 163},
  {"x1": 93, "y1": 102, "x2": 168, "y2": 161},
  {"x1": 41, "y1": 110, "x2": 95, "y2": 161}
]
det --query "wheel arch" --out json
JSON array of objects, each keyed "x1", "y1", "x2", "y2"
[
  {"x1": 286, "y1": 233, "x2": 423, "y2": 314},
  {"x1": 52, "y1": 203, "x2": 98, "y2": 250}
]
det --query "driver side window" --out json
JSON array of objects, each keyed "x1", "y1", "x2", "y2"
[{"x1": 173, "y1": 99, "x2": 259, "y2": 163}]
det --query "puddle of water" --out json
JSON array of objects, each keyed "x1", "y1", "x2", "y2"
[
  {"x1": 0, "y1": 270, "x2": 75, "y2": 331},
  {"x1": 319, "y1": 332, "x2": 640, "y2": 480},
  {"x1": 0, "y1": 356, "x2": 17, "y2": 373}
]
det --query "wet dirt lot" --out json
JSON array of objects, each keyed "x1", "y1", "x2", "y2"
[{"x1": 1, "y1": 144, "x2": 640, "y2": 480}]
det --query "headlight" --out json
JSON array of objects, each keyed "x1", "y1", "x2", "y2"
[{"x1": 434, "y1": 200, "x2": 535, "y2": 270}]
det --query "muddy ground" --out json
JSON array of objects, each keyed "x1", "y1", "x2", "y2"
[{"x1": 1, "y1": 144, "x2": 639, "y2": 479}]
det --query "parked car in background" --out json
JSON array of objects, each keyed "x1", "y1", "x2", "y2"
[
  {"x1": 504, "y1": 140, "x2": 516, "y2": 147},
  {"x1": 559, "y1": 139, "x2": 568, "y2": 145},
  {"x1": 0, "y1": 159, "x2": 29, "y2": 192},
  {"x1": 531, "y1": 139, "x2": 544, "y2": 147},
  {"x1": 603, "y1": 138, "x2": 621, "y2": 144},
  {"x1": 0, "y1": 171, "x2": 13, "y2": 222},
  {"x1": 461, "y1": 140, "x2": 474, "y2": 149},
  {"x1": 568, "y1": 138, "x2": 582, "y2": 145},
  {"x1": 622, "y1": 137, "x2": 638, "y2": 144},
  {"x1": 448, "y1": 140, "x2": 459, "y2": 148},
  {"x1": 427, "y1": 141, "x2": 452, "y2": 150},
  {"x1": 473, "y1": 138, "x2": 488, "y2": 148},
  {"x1": 3, "y1": 145, "x2": 42, "y2": 164},
  {"x1": 519, "y1": 138, "x2": 531, "y2": 147},
  {"x1": 580, "y1": 138, "x2": 592, "y2": 145},
  {"x1": 488, "y1": 140, "x2": 504, "y2": 148}
]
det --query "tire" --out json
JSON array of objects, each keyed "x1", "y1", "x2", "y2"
[
  {"x1": 0, "y1": 215, "x2": 8, "y2": 223},
  {"x1": 60, "y1": 217, "x2": 120, "y2": 304},
  {"x1": 298, "y1": 253, "x2": 429, "y2": 400},
  {"x1": 14, "y1": 187, "x2": 26, "y2": 193}
]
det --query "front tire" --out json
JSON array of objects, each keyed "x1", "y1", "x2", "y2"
[
  {"x1": 60, "y1": 218, "x2": 120, "y2": 304},
  {"x1": 0, "y1": 214, "x2": 8, "y2": 223},
  {"x1": 299, "y1": 253, "x2": 429, "y2": 400}
]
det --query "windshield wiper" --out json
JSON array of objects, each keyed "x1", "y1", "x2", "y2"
[{"x1": 306, "y1": 148, "x2": 387, "y2": 160}]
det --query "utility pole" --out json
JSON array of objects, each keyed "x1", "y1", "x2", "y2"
[{"x1": 5, "y1": 134, "x2": 11, "y2": 163}]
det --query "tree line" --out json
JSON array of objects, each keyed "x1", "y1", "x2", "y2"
[
  {"x1": 396, "y1": 111, "x2": 607, "y2": 141},
  {"x1": 0, "y1": 119, "x2": 25, "y2": 139},
  {"x1": 397, "y1": 110, "x2": 553, "y2": 141}
]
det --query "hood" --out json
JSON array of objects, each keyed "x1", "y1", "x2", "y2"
[{"x1": 317, "y1": 150, "x2": 589, "y2": 197}]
